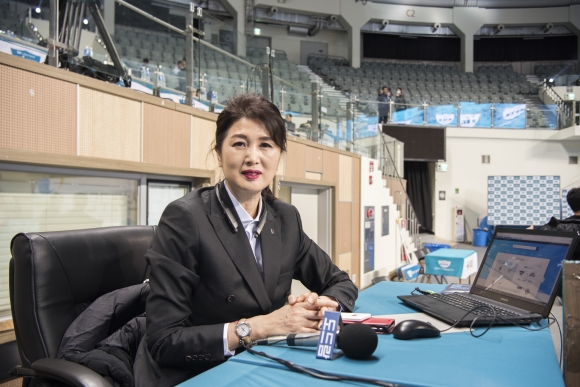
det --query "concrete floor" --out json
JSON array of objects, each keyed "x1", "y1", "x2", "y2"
[{"x1": 416, "y1": 233, "x2": 563, "y2": 365}]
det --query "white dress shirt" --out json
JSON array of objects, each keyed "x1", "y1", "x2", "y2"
[{"x1": 222, "y1": 182, "x2": 263, "y2": 356}]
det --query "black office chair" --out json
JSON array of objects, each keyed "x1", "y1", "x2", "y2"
[{"x1": 9, "y1": 226, "x2": 156, "y2": 387}]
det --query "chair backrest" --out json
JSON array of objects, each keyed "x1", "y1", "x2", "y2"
[{"x1": 9, "y1": 226, "x2": 156, "y2": 367}]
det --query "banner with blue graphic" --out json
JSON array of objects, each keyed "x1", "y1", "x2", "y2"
[
  {"x1": 391, "y1": 107, "x2": 424, "y2": 125},
  {"x1": 494, "y1": 104, "x2": 526, "y2": 129},
  {"x1": 0, "y1": 35, "x2": 47, "y2": 63},
  {"x1": 357, "y1": 115, "x2": 380, "y2": 139},
  {"x1": 459, "y1": 102, "x2": 492, "y2": 128},
  {"x1": 426, "y1": 105, "x2": 458, "y2": 126}
]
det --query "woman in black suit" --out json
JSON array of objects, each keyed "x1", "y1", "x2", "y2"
[{"x1": 134, "y1": 94, "x2": 358, "y2": 386}]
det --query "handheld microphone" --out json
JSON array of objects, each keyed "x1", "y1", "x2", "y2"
[
  {"x1": 254, "y1": 324, "x2": 378, "y2": 360},
  {"x1": 255, "y1": 333, "x2": 320, "y2": 347}
]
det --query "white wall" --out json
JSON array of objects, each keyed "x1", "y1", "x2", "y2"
[
  {"x1": 257, "y1": 24, "x2": 348, "y2": 65},
  {"x1": 433, "y1": 127, "x2": 580, "y2": 242},
  {"x1": 359, "y1": 156, "x2": 402, "y2": 289},
  {"x1": 553, "y1": 86, "x2": 580, "y2": 101}
]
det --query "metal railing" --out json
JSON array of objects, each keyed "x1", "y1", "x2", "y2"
[
  {"x1": 380, "y1": 134, "x2": 421, "y2": 249},
  {"x1": 540, "y1": 80, "x2": 570, "y2": 129}
]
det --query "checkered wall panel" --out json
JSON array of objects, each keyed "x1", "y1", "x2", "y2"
[
  {"x1": 487, "y1": 176, "x2": 561, "y2": 225},
  {"x1": 562, "y1": 189, "x2": 574, "y2": 219}
]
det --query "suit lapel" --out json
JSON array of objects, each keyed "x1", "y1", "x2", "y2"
[
  {"x1": 260, "y1": 207, "x2": 282, "y2": 302},
  {"x1": 207, "y1": 189, "x2": 272, "y2": 313}
]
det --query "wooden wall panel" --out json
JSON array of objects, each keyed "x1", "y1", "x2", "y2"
[
  {"x1": 285, "y1": 141, "x2": 306, "y2": 179},
  {"x1": 0, "y1": 65, "x2": 76, "y2": 155},
  {"x1": 305, "y1": 172, "x2": 322, "y2": 180},
  {"x1": 337, "y1": 201, "x2": 352, "y2": 254},
  {"x1": 191, "y1": 116, "x2": 217, "y2": 170},
  {"x1": 352, "y1": 157, "x2": 361, "y2": 203},
  {"x1": 351, "y1": 202, "x2": 360, "y2": 254},
  {"x1": 323, "y1": 151, "x2": 339, "y2": 183},
  {"x1": 143, "y1": 104, "x2": 190, "y2": 167},
  {"x1": 350, "y1": 250, "x2": 360, "y2": 286},
  {"x1": 338, "y1": 252, "x2": 352, "y2": 276},
  {"x1": 338, "y1": 155, "x2": 352, "y2": 202},
  {"x1": 305, "y1": 147, "x2": 323, "y2": 173},
  {"x1": 78, "y1": 87, "x2": 141, "y2": 161}
]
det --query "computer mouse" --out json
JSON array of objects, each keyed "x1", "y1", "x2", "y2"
[{"x1": 392, "y1": 319, "x2": 441, "y2": 340}]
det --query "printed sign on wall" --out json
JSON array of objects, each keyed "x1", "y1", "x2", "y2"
[
  {"x1": 493, "y1": 104, "x2": 526, "y2": 129},
  {"x1": 487, "y1": 176, "x2": 561, "y2": 225},
  {"x1": 459, "y1": 102, "x2": 492, "y2": 128},
  {"x1": 426, "y1": 105, "x2": 458, "y2": 126},
  {"x1": 562, "y1": 189, "x2": 574, "y2": 219},
  {"x1": 391, "y1": 107, "x2": 424, "y2": 125},
  {"x1": 364, "y1": 206, "x2": 375, "y2": 273}
]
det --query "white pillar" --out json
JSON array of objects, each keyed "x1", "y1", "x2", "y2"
[
  {"x1": 451, "y1": 7, "x2": 483, "y2": 73},
  {"x1": 341, "y1": 19, "x2": 364, "y2": 68},
  {"x1": 218, "y1": 0, "x2": 246, "y2": 56},
  {"x1": 103, "y1": 0, "x2": 115, "y2": 36}
]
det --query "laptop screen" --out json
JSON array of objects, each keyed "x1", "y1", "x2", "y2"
[{"x1": 473, "y1": 230, "x2": 575, "y2": 308}]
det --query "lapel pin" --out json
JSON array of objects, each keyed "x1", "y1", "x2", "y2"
[{"x1": 271, "y1": 229, "x2": 275, "y2": 234}]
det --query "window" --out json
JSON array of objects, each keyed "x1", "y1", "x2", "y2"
[
  {"x1": 0, "y1": 170, "x2": 138, "y2": 316},
  {"x1": 147, "y1": 180, "x2": 191, "y2": 226}
]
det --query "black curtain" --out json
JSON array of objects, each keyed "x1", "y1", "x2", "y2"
[
  {"x1": 404, "y1": 161, "x2": 433, "y2": 234},
  {"x1": 474, "y1": 35, "x2": 577, "y2": 62},
  {"x1": 363, "y1": 33, "x2": 460, "y2": 61}
]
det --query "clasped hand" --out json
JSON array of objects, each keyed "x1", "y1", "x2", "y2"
[
  {"x1": 269, "y1": 292, "x2": 339, "y2": 334},
  {"x1": 231, "y1": 292, "x2": 340, "y2": 350}
]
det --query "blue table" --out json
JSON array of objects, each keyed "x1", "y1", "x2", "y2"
[{"x1": 180, "y1": 282, "x2": 564, "y2": 387}]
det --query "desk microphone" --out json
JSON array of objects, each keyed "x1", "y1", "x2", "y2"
[{"x1": 254, "y1": 324, "x2": 378, "y2": 359}]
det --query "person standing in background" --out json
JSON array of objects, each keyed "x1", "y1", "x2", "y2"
[
  {"x1": 285, "y1": 114, "x2": 296, "y2": 134},
  {"x1": 394, "y1": 87, "x2": 407, "y2": 112},
  {"x1": 377, "y1": 86, "x2": 391, "y2": 124}
]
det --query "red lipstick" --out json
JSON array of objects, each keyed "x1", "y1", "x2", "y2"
[{"x1": 242, "y1": 170, "x2": 262, "y2": 180}]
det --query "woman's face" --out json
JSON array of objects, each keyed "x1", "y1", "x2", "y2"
[
  {"x1": 217, "y1": 117, "x2": 282, "y2": 200},
  {"x1": 396, "y1": 89, "x2": 401, "y2": 96}
]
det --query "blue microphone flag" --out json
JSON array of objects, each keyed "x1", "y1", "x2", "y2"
[{"x1": 316, "y1": 311, "x2": 340, "y2": 360}]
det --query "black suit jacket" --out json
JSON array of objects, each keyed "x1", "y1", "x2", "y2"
[{"x1": 134, "y1": 185, "x2": 358, "y2": 386}]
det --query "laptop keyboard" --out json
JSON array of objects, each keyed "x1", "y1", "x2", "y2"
[{"x1": 428, "y1": 293, "x2": 522, "y2": 317}]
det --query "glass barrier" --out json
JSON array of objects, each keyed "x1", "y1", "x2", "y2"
[
  {"x1": 278, "y1": 82, "x2": 313, "y2": 139},
  {"x1": 458, "y1": 102, "x2": 492, "y2": 128},
  {"x1": 319, "y1": 94, "x2": 349, "y2": 150},
  {"x1": 426, "y1": 103, "x2": 458, "y2": 126},
  {"x1": 0, "y1": 1, "x2": 571, "y2": 164}
]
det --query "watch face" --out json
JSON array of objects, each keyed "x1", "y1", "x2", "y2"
[{"x1": 236, "y1": 322, "x2": 251, "y2": 337}]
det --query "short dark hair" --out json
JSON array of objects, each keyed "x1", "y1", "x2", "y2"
[
  {"x1": 567, "y1": 188, "x2": 580, "y2": 212},
  {"x1": 214, "y1": 94, "x2": 287, "y2": 202},
  {"x1": 286, "y1": 113, "x2": 292, "y2": 118},
  {"x1": 143, "y1": 58, "x2": 149, "y2": 63}
]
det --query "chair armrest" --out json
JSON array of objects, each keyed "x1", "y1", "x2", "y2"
[{"x1": 11, "y1": 358, "x2": 113, "y2": 387}]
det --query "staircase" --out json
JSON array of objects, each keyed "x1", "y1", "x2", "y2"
[{"x1": 297, "y1": 65, "x2": 350, "y2": 109}]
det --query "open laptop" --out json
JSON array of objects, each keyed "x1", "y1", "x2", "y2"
[{"x1": 398, "y1": 228, "x2": 578, "y2": 327}]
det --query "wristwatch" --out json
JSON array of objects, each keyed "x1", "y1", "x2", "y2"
[{"x1": 235, "y1": 318, "x2": 252, "y2": 346}]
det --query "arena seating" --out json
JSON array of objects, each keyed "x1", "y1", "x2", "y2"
[
  {"x1": 113, "y1": 25, "x2": 312, "y2": 113},
  {"x1": 0, "y1": 3, "x2": 18, "y2": 32},
  {"x1": 308, "y1": 56, "x2": 539, "y2": 106},
  {"x1": 535, "y1": 63, "x2": 577, "y2": 79}
]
